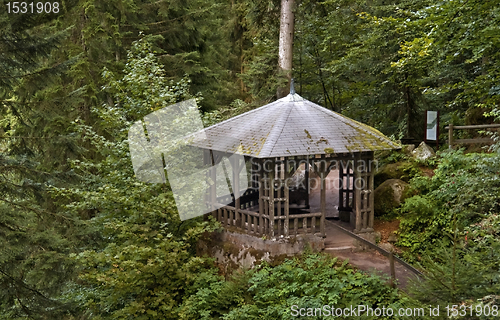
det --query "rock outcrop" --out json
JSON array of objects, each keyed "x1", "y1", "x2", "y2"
[
  {"x1": 411, "y1": 141, "x2": 435, "y2": 161},
  {"x1": 374, "y1": 179, "x2": 410, "y2": 216}
]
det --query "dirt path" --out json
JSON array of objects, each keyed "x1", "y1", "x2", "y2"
[
  {"x1": 326, "y1": 250, "x2": 420, "y2": 290},
  {"x1": 323, "y1": 220, "x2": 420, "y2": 290}
]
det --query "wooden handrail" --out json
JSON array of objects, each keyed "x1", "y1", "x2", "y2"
[
  {"x1": 208, "y1": 201, "x2": 325, "y2": 238},
  {"x1": 446, "y1": 123, "x2": 499, "y2": 149},
  {"x1": 208, "y1": 203, "x2": 322, "y2": 220},
  {"x1": 444, "y1": 124, "x2": 500, "y2": 130},
  {"x1": 328, "y1": 222, "x2": 423, "y2": 277},
  {"x1": 274, "y1": 212, "x2": 322, "y2": 219}
]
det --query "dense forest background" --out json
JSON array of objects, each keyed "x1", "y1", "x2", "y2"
[{"x1": 1, "y1": 0, "x2": 499, "y2": 319}]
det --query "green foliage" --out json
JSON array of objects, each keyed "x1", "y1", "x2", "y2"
[
  {"x1": 202, "y1": 99, "x2": 252, "y2": 126},
  {"x1": 385, "y1": 151, "x2": 411, "y2": 165},
  {"x1": 291, "y1": 0, "x2": 433, "y2": 139},
  {"x1": 2, "y1": 0, "x2": 500, "y2": 318},
  {"x1": 237, "y1": 0, "x2": 281, "y2": 101},
  {"x1": 46, "y1": 37, "x2": 221, "y2": 319},
  {"x1": 409, "y1": 232, "x2": 483, "y2": 305},
  {"x1": 0, "y1": 6, "x2": 86, "y2": 319},
  {"x1": 485, "y1": 108, "x2": 500, "y2": 153},
  {"x1": 180, "y1": 252, "x2": 411, "y2": 320},
  {"x1": 101, "y1": 34, "x2": 197, "y2": 121},
  {"x1": 398, "y1": 149, "x2": 500, "y2": 254},
  {"x1": 463, "y1": 213, "x2": 500, "y2": 300},
  {"x1": 408, "y1": 216, "x2": 500, "y2": 316}
]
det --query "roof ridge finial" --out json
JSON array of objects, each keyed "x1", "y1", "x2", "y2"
[{"x1": 290, "y1": 78, "x2": 296, "y2": 95}]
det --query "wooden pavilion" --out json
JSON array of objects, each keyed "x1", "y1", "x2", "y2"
[{"x1": 188, "y1": 90, "x2": 399, "y2": 239}]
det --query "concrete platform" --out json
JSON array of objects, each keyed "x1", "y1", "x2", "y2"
[{"x1": 324, "y1": 219, "x2": 355, "y2": 251}]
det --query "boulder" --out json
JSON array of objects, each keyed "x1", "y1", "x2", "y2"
[
  {"x1": 401, "y1": 144, "x2": 415, "y2": 155},
  {"x1": 388, "y1": 232, "x2": 398, "y2": 244},
  {"x1": 379, "y1": 242, "x2": 395, "y2": 253},
  {"x1": 374, "y1": 179, "x2": 410, "y2": 216},
  {"x1": 412, "y1": 141, "x2": 435, "y2": 161},
  {"x1": 374, "y1": 161, "x2": 420, "y2": 187},
  {"x1": 374, "y1": 162, "x2": 406, "y2": 187}
]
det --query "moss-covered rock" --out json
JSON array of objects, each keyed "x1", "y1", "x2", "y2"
[
  {"x1": 374, "y1": 179, "x2": 410, "y2": 216},
  {"x1": 374, "y1": 163, "x2": 405, "y2": 187},
  {"x1": 374, "y1": 161, "x2": 422, "y2": 188},
  {"x1": 411, "y1": 141, "x2": 435, "y2": 160}
]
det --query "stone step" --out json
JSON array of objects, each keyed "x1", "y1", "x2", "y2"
[{"x1": 324, "y1": 246, "x2": 354, "y2": 252}]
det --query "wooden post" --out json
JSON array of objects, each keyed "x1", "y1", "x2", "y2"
[
  {"x1": 269, "y1": 160, "x2": 275, "y2": 238},
  {"x1": 436, "y1": 111, "x2": 440, "y2": 149},
  {"x1": 338, "y1": 160, "x2": 345, "y2": 211},
  {"x1": 284, "y1": 157, "x2": 290, "y2": 237},
  {"x1": 258, "y1": 159, "x2": 264, "y2": 236},
  {"x1": 209, "y1": 150, "x2": 217, "y2": 218},
  {"x1": 354, "y1": 157, "x2": 362, "y2": 233},
  {"x1": 231, "y1": 157, "x2": 241, "y2": 229},
  {"x1": 305, "y1": 157, "x2": 310, "y2": 209},
  {"x1": 448, "y1": 123, "x2": 454, "y2": 149},
  {"x1": 368, "y1": 155, "x2": 375, "y2": 231},
  {"x1": 389, "y1": 252, "x2": 396, "y2": 288},
  {"x1": 264, "y1": 168, "x2": 269, "y2": 235},
  {"x1": 277, "y1": 161, "x2": 282, "y2": 236},
  {"x1": 320, "y1": 158, "x2": 326, "y2": 237}
]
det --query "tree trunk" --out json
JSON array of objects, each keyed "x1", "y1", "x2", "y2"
[{"x1": 277, "y1": 0, "x2": 295, "y2": 98}]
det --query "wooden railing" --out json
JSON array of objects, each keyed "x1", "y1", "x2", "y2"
[
  {"x1": 209, "y1": 202, "x2": 323, "y2": 238},
  {"x1": 328, "y1": 221, "x2": 422, "y2": 288},
  {"x1": 446, "y1": 123, "x2": 500, "y2": 149},
  {"x1": 216, "y1": 189, "x2": 259, "y2": 210}
]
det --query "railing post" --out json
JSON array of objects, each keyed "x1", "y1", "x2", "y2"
[
  {"x1": 448, "y1": 123, "x2": 454, "y2": 149},
  {"x1": 389, "y1": 252, "x2": 396, "y2": 288}
]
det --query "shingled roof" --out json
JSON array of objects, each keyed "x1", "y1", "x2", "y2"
[{"x1": 188, "y1": 93, "x2": 400, "y2": 158}]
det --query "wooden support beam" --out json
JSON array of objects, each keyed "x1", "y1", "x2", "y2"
[
  {"x1": 258, "y1": 159, "x2": 264, "y2": 236},
  {"x1": 284, "y1": 158, "x2": 289, "y2": 237},
  {"x1": 230, "y1": 157, "x2": 241, "y2": 228},
  {"x1": 448, "y1": 124, "x2": 454, "y2": 149},
  {"x1": 305, "y1": 157, "x2": 310, "y2": 208},
  {"x1": 277, "y1": 160, "x2": 282, "y2": 236},
  {"x1": 269, "y1": 161, "x2": 275, "y2": 238},
  {"x1": 320, "y1": 156, "x2": 326, "y2": 237},
  {"x1": 354, "y1": 157, "x2": 362, "y2": 233},
  {"x1": 368, "y1": 155, "x2": 375, "y2": 230},
  {"x1": 454, "y1": 138, "x2": 494, "y2": 144},
  {"x1": 209, "y1": 150, "x2": 217, "y2": 214}
]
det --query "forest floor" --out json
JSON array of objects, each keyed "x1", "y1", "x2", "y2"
[{"x1": 373, "y1": 219, "x2": 400, "y2": 243}]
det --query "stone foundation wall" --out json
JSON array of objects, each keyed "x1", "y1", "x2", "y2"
[{"x1": 197, "y1": 230, "x2": 325, "y2": 270}]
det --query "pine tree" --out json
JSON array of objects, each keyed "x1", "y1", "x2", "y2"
[{"x1": 0, "y1": 8, "x2": 84, "y2": 319}]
